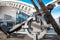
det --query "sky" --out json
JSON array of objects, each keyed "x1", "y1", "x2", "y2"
[
  {"x1": 18, "y1": 0, "x2": 60, "y2": 19},
  {"x1": 0, "y1": 0, "x2": 60, "y2": 19}
]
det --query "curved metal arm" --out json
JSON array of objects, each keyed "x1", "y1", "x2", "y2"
[
  {"x1": 0, "y1": 17, "x2": 33, "y2": 35},
  {"x1": 8, "y1": 17, "x2": 33, "y2": 34}
]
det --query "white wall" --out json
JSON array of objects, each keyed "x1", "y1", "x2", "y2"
[{"x1": 0, "y1": 6, "x2": 17, "y2": 20}]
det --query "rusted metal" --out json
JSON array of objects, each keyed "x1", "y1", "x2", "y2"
[
  {"x1": 59, "y1": 17, "x2": 60, "y2": 23},
  {"x1": 37, "y1": 0, "x2": 60, "y2": 35},
  {"x1": 31, "y1": 0, "x2": 60, "y2": 35}
]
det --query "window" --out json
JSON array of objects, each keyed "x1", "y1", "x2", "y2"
[
  {"x1": 16, "y1": 3, "x2": 18, "y2": 7},
  {"x1": 22, "y1": 6, "x2": 24, "y2": 9},
  {"x1": 25, "y1": 7, "x2": 27, "y2": 10},
  {"x1": 16, "y1": 11, "x2": 29, "y2": 24},
  {"x1": 4, "y1": 14, "x2": 12, "y2": 20},
  {"x1": 28, "y1": 8, "x2": 30, "y2": 11},
  {"x1": 14, "y1": 3, "x2": 15, "y2": 6}
]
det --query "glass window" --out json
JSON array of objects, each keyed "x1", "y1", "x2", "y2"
[
  {"x1": 19, "y1": 5, "x2": 21, "y2": 8},
  {"x1": 25, "y1": 7, "x2": 27, "y2": 10},
  {"x1": 22, "y1": 6, "x2": 24, "y2": 9},
  {"x1": 16, "y1": 11, "x2": 29, "y2": 24}
]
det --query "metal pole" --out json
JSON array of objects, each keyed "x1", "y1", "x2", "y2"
[
  {"x1": 33, "y1": 33, "x2": 38, "y2": 40},
  {"x1": 37, "y1": 0, "x2": 60, "y2": 35}
]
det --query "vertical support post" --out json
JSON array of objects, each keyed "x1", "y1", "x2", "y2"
[
  {"x1": 33, "y1": 33, "x2": 38, "y2": 40},
  {"x1": 59, "y1": 17, "x2": 60, "y2": 23}
]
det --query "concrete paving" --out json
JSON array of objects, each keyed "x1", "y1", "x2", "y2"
[{"x1": 0, "y1": 33, "x2": 60, "y2": 40}]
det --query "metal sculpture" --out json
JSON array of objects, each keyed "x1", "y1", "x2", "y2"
[{"x1": 0, "y1": 0, "x2": 60, "y2": 40}]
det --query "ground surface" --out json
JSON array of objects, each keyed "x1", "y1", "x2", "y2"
[{"x1": 0, "y1": 33, "x2": 60, "y2": 40}]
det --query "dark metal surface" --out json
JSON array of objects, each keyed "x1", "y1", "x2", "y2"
[{"x1": 31, "y1": 0, "x2": 60, "y2": 35}]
